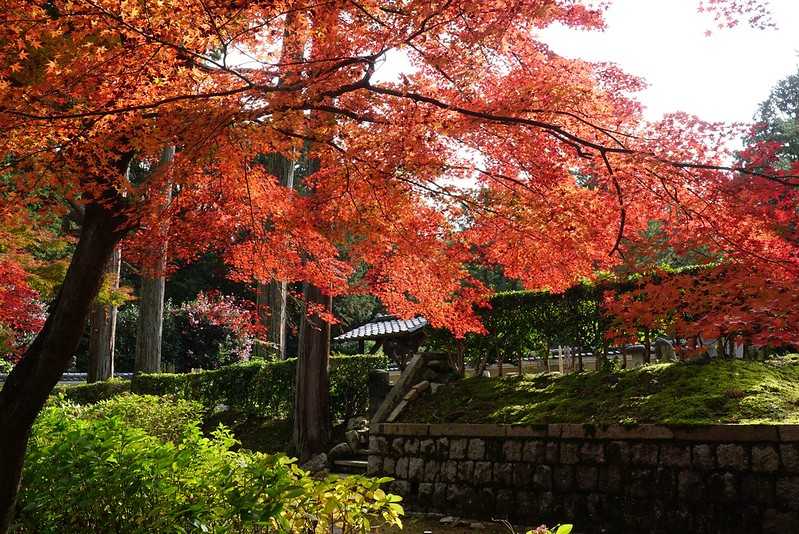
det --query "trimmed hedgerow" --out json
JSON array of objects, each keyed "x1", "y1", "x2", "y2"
[
  {"x1": 54, "y1": 378, "x2": 131, "y2": 405},
  {"x1": 126, "y1": 354, "x2": 389, "y2": 420}
]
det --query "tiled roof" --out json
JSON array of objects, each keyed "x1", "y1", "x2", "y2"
[{"x1": 334, "y1": 315, "x2": 428, "y2": 341}]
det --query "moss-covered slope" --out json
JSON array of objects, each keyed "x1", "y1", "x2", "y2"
[{"x1": 400, "y1": 357, "x2": 799, "y2": 425}]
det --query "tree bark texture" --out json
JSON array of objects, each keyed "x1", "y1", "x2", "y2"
[
  {"x1": 0, "y1": 200, "x2": 128, "y2": 532},
  {"x1": 134, "y1": 146, "x2": 174, "y2": 374},
  {"x1": 292, "y1": 282, "x2": 332, "y2": 461},
  {"x1": 87, "y1": 246, "x2": 122, "y2": 382},
  {"x1": 256, "y1": 152, "x2": 295, "y2": 359}
]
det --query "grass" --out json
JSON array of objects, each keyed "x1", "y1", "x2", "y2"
[{"x1": 400, "y1": 356, "x2": 799, "y2": 425}]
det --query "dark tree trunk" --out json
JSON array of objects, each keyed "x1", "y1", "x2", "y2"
[
  {"x1": 0, "y1": 201, "x2": 127, "y2": 532},
  {"x1": 87, "y1": 246, "x2": 121, "y2": 382},
  {"x1": 292, "y1": 282, "x2": 332, "y2": 460},
  {"x1": 643, "y1": 329, "x2": 652, "y2": 365}
]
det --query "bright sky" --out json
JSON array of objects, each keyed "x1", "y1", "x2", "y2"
[{"x1": 540, "y1": 0, "x2": 799, "y2": 124}]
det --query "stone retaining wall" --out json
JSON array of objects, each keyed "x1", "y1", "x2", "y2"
[{"x1": 367, "y1": 423, "x2": 799, "y2": 534}]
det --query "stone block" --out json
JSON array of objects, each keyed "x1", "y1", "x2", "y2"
[
  {"x1": 441, "y1": 460, "x2": 458, "y2": 483},
  {"x1": 672, "y1": 424, "x2": 777, "y2": 442},
  {"x1": 428, "y1": 423, "x2": 506, "y2": 437},
  {"x1": 516, "y1": 490, "x2": 539, "y2": 519},
  {"x1": 778, "y1": 426, "x2": 799, "y2": 442},
  {"x1": 485, "y1": 440, "x2": 503, "y2": 462},
  {"x1": 449, "y1": 438, "x2": 468, "y2": 460},
  {"x1": 605, "y1": 441, "x2": 630, "y2": 464},
  {"x1": 717, "y1": 443, "x2": 748, "y2": 470},
  {"x1": 628, "y1": 469, "x2": 656, "y2": 498},
  {"x1": 596, "y1": 424, "x2": 674, "y2": 440},
  {"x1": 752, "y1": 444, "x2": 779, "y2": 472},
  {"x1": 445, "y1": 484, "x2": 469, "y2": 510},
  {"x1": 777, "y1": 476, "x2": 799, "y2": 510},
  {"x1": 506, "y1": 425, "x2": 548, "y2": 438},
  {"x1": 418, "y1": 482, "x2": 434, "y2": 506},
  {"x1": 678, "y1": 470, "x2": 705, "y2": 500},
  {"x1": 495, "y1": 489, "x2": 515, "y2": 517},
  {"x1": 598, "y1": 465, "x2": 623, "y2": 494},
  {"x1": 533, "y1": 465, "x2": 553, "y2": 490},
  {"x1": 474, "y1": 487, "x2": 496, "y2": 516},
  {"x1": 419, "y1": 438, "x2": 436, "y2": 457},
  {"x1": 763, "y1": 509, "x2": 799, "y2": 532},
  {"x1": 708, "y1": 472, "x2": 738, "y2": 502},
  {"x1": 433, "y1": 482, "x2": 448, "y2": 509},
  {"x1": 692, "y1": 444, "x2": 715, "y2": 470},
  {"x1": 503, "y1": 440, "x2": 523, "y2": 462},
  {"x1": 408, "y1": 457, "x2": 425, "y2": 481},
  {"x1": 436, "y1": 437, "x2": 449, "y2": 459},
  {"x1": 560, "y1": 442, "x2": 579, "y2": 464},
  {"x1": 457, "y1": 461, "x2": 474, "y2": 483},
  {"x1": 741, "y1": 474, "x2": 775, "y2": 504},
  {"x1": 513, "y1": 463, "x2": 534, "y2": 488},
  {"x1": 660, "y1": 444, "x2": 691, "y2": 467},
  {"x1": 367, "y1": 455, "x2": 382, "y2": 475},
  {"x1": 370, "y1": 436, "x2": 388, "y2": 455},
  {"x1": 395, "y1": 457, "x2": 409, "y2": 479},
  {"x1": 630, "y1": 443, "x2": 659, "y2": 465},
  {"x1": 424, "y1": 459, "x2": 440, "y2": 482},
  {"x1": 473, "y1": 461, "x2": 493, "y2": 485},
  {"x1": 467, "y1": 438, "x2": 486, "y2": 460},
  {"x1": 391, "y1": 438, "x2": 405, "y2": 457},
  {"x1": 522, "y1": 440, "x2": 546, "y2": 463},
  {"x1": 580, "y1": 442, "x2": 605, "y2": 464},
  {"x1": 404, "y1": 438, "x2": 420, "y2": 455},
  {"x1": 383, "y1": 456, "x2": 396, "y2": 476},
  {"x1": 545, "y1": 442, "x2": 560, "y2": 463},
  {"x1": 494, "y1": 462, "x2": 515, "y2": 486},
  {"x1": 575, "y1": 465, "x2": 598, "y2": 491},
  {"x1": 553, "y1": 465, "x2": 574, "y2": 492},
  {"x1": 387, "y1": 480, "x2": 411, "y2": 496}
]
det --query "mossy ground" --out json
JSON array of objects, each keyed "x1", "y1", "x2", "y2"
[{"x1": 401, "y1": 356, "x2": 799, "y2": 425}]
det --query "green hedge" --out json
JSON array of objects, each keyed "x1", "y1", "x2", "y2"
[
  {"x1": 55, "y1": 378, "x2": 131, "y2": 405},
  {"x1": 62, "y1": 355, "x2": 389, "y2": 421}
]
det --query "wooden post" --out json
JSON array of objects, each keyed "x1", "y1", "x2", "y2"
[{"x1": 558, "y1": 345, "x2": 564, "y2": 373}]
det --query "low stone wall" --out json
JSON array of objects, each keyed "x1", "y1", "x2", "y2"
[{"x1": 367, "y1": 422, "x2": 799, "y2": 534}]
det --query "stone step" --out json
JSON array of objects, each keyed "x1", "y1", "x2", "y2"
[{"x1": 332, "y1": 459, "x2": 368, "y2": 473}]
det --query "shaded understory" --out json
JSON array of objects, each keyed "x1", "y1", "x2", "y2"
[{"x1": 401, "y1": 356, "x2": 799, "y2": 425}]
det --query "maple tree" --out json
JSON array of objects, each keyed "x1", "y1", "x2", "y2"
[{"x1": 0, "y1": 0, "x2": 791, "y2": 529}]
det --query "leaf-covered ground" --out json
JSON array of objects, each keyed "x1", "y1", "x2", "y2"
[{"x1": 400, "y1": 356, "x2": 799, "y2": 425}]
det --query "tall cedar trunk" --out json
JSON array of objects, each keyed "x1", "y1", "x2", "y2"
[
  {"x1": 292, "y1": 282, "x2": 332, "y2": 460},
  {"x1": 134, "y1": 147, "x2": 174, "y2": 373},
  {"x1": 254, "y1": 13, "x2": 301, "y2": 359},
  {"x1": 0, "y1": 201, "x2": 127, "y2": 532},
  {"x1": 87, "y1": 246, "x2": 122, "y2": 382},
  {"x1": 643, "y1": 329, "x2": 652, "y2": 364}
]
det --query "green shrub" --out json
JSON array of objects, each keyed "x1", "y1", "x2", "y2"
[
  {"x1": 0, "y1": 358, "x2": 13, "y2": 373},
  {"x1": 132, "y1": 355, "x2": 389, "y2": 420},
  {"x1": 17, "y1": 398, "x2": 403, "y2": 533},
  {"x1": 54, "y1": 378, "x2": 131, "y2": 404},
  {"x1": 82, "y1": 394, "x2": 203, "y2": 443}
]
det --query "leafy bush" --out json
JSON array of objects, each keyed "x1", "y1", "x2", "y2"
[
  {"x1": 132, "y1": 355, "x2": 389, "y2": 420},
  {"x1": 54, "y1": 378, "x2": 131, "y2": 404},
  {"x1": 82, "y1": 394, "x2": 203, "y2": 443},
  {"x1": 17, "y1": 398, "x2": 403, "y2": 533},
  {"x1": 0, "y1": 357, "x2": 13, "y2": 373}
]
